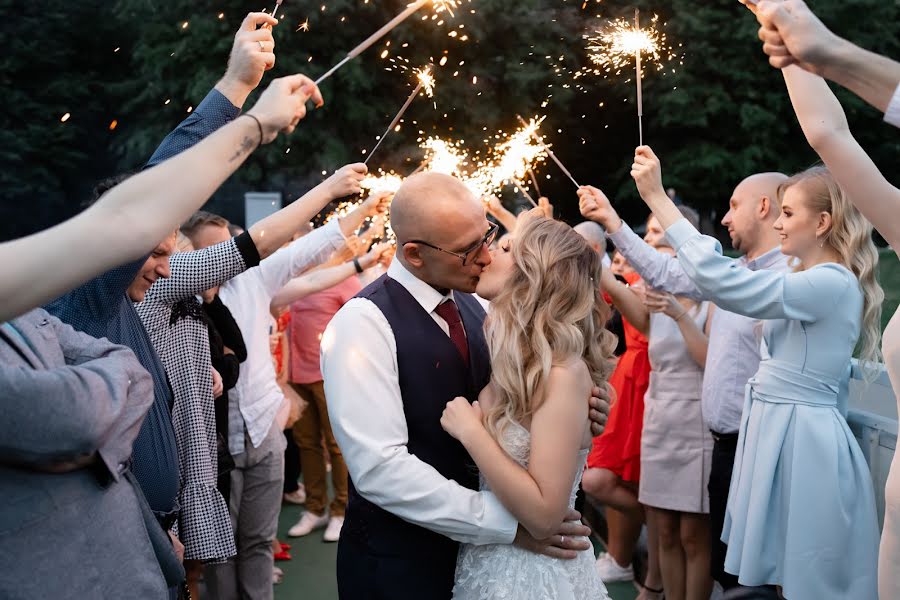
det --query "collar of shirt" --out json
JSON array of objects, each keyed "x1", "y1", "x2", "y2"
[
  {"x1": 387, "y1": 259, "x2": 454, "y2": 315},
  {"x1": 741, "y1": 245, "x2": 789, "y2": 271}
]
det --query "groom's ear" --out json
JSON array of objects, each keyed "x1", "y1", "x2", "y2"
[{"x1": 403, "y1": 243, "x2": 426, "y2": 268}]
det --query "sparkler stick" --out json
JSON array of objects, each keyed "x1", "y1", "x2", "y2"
[
  {"x1": 271, "y1": 0, "x2": 283, "y2": 20},
  {"x1": 527, "y1": 168, "x2": 543, "y2": 198},
  {"x1": 316, "y1": 0, "x2": 455, "y2": 85},
  {"x1": 364, "y1": 69, "x2": 434, "y2": 165},
  {"x1": 513, "y1": 180, "x2": 538, "y2": 207},
  {"x1": 516, "y1": 115, "x2": 580, "y2": 189},
  {"x1": 635, "y1": 8, "x2": 644, "y2": 146}
]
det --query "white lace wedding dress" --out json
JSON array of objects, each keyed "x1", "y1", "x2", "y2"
[{"x1": 452, "y1": 421, "x2": 610, "y2": 599}]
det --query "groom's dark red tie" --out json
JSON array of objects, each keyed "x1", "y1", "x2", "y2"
[{"x1": 435, "y1": 299, "x2": 469, "y2": 367}]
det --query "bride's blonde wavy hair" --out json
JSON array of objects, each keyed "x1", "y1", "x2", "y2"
[
  {"x1": 483, "y1": 213, "x2": 618, "y2": 441},
  {"x1": 778, "y1": 166, "x2": 884, "y2": 374}
]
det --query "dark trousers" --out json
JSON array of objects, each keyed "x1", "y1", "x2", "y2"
[
  {"x1": 283, "y1": 429, "x2": 301, "y2": 494},
  {"x1": 337, "y1": 537, "x2": 456, "y2": 600},
  {"x1": 709, "y1": 433, "x2": 742, "y2": 590},
  {"x1": 709, "y1": 432, "x2": 778, "y2": 595}
]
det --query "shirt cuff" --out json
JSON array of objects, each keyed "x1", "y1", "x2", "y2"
[
  {"x1": 664, "y1": 218, "x2": 701, "y2": 252},
  {"x1": 474, "y1": 491, "x2": 519, "y2": 546},
  {"x1": 234, "y1": 231, "x2": 261, "y2": 268},
  {"x1": 195, "y1": 88, "x2": 242, "y2": 127},
  {"x1": 884, "y1": 83, "x2": 900, "y2": 129}
]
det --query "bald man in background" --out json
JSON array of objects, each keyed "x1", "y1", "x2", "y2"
[
  {"x1": 579, "y1": 173, "x2": 788, "y2": 595},
  {"x1": 322, "y1": 173, "x2": 610, "y2": 599}
]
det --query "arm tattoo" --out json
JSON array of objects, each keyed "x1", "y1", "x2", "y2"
[{"x1": 229, "y1": 135, "x2": 257, "y2": 163}]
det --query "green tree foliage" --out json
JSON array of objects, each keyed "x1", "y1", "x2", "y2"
[{"x1": 2, "y1": 0, "x2": 898, "y2": 240}]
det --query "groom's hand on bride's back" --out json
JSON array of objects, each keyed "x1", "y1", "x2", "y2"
[
  {"x1": 513, "y1": 509, "x2": 592, "y2": 559},
  {"x1": 589, "y1": 384, "x2": 611, "y2": 437}
]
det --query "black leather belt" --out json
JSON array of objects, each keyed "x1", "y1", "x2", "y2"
[{"x1": 709, "y1": 430, "x2": 739, "y2": 442}]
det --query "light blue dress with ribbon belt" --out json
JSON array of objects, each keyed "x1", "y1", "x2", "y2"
[{"x1": 665, "y1": 219, "x2": 879, "y2": 600}]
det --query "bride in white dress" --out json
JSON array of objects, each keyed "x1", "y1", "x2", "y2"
[{"x1": 441, "y1": 211, "x2": 615, "y2": 599}]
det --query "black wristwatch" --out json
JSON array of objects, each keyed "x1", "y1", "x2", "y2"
[{"x1": 353, "y1": 257, "x2": 363, "y2": 274}]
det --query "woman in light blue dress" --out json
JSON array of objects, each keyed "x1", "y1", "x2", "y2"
[{"x1": 629, "y1": 147, "x2": 883, "y2": 600}]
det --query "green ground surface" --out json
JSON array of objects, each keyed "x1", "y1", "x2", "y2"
[{"x1": 274, "y1": 503, "x2": 639, "y2": 600}]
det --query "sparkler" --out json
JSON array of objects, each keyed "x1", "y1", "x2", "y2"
[
  {"x1": 585, "y1": 10, "x2": 670, "y2": 145},
  {"x1": 315, "y1": 0, "x2": 458, "y2": 85},
  {"x1": 512, "y1": 179, "x2": 538, "y2": 207},
  {"x1": 364, "y1": 67, "x2": 435, "y2": 165},
  {"x1": 270, "y1": 0, "x2": 284, "y2": 20},
  {"x1": 516, "y1": 115, "x2": 580, "y2": 189}
]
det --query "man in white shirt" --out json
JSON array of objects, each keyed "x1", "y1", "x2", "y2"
[
  {"x1": 579, "y1": 174, "x2": 789, "y2": 594},
  {"x1": 322, "y1": 173, "x2": 610, "y2": 600},
  {"x1": 187, "y1": 192, "x2": 387, "y2": 600}
]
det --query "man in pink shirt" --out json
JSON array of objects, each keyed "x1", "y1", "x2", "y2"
[{"x1": 286, "y1": 275, "x2": 362, "y2": 542}]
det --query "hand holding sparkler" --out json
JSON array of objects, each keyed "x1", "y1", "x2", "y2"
[
  {"x1": 245, "y1": 74, "x2": 323, "y2": 143},
  {"x1": 745, "y1": 0, "x2": 839, "y2": 74},
  {"x1": 630, "y1": 146, "x2": 667, "y2": 206},
  {"x1": 360, "y1": 190, "x2": 395, "y2": 218},
  {"x1": 578, "y1": 185, "x2": 621, "y2": 232},
  {"x1": 215, "y1": 12, "x2": 280, "y2": 108},
  {"x1": 323, "y1": 163, "x2": 368, "y2": 199}
]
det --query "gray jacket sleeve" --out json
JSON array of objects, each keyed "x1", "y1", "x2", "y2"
[{"x1": 0, "y1": 315, "x2": 154, "y2": 479}]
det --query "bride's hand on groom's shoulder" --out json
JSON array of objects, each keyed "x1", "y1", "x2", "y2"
[
  {"x1": 513, "y1": 509, "x2": 592, "y2": 560},
  {"x1": 440, "y1": 397, "x2": 484, "y2": 445}
]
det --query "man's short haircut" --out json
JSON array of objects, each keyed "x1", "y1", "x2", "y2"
[
  {"x1": 677, "y1": 205, "x2": 701, "y2": 230},
  {"x1": 181, "y1": 210, "x2": 230, "y2": 236}
]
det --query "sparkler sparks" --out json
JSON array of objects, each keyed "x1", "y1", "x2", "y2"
[{"x1": 416, "y1": 66, "x2": 436, "y2": 98}]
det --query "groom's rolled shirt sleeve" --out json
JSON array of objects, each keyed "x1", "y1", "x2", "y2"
[{"x1": 321, "y1": 299, "x2": 519, "y2": 546}]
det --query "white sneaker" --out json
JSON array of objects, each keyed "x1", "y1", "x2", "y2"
[
  {"x1": 595, "y1": 552, "x2": 634, "y2": 582},
  {"x1": 273, "y1": 566, "x2": 284, "y2": 585},
  {"x1": 283, "y1": 484, "x2": 307, "y2": 505},
  {"x1": 287, "y1": 511, "x2": 329, "y2": 537},
  {"x1": 323, "y1": 516, "x2": 344, "y2": 543}
]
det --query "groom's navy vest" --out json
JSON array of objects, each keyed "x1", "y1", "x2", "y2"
[{"x1": 341, "y1": 274, "x2": 492, "y2": 562}]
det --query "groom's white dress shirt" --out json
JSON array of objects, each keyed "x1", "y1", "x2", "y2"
[{"x1": 321, "y1": 259, "x2": 519, "y2": 546}]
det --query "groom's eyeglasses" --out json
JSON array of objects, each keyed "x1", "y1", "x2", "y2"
[{"x1": 403, "y1": 222, "x2": 499, "y2": 266}]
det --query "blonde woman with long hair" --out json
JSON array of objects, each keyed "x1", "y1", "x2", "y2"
[
  {"x1": 631, "y1": 146, "x2": 882, "y2": 600},
  {"x1": 440, "y1": 211, "x2": 616, "y2": 599}
]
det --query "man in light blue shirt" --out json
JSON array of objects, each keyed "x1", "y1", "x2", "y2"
[{"x1": 579, "y1": 173, "x2": 788, "y2": 594}]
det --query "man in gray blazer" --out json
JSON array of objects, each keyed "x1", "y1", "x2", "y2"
[{"x1": 0, "y1": 308, "x2": 179, "y2": 598}]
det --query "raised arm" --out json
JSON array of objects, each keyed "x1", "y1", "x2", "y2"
[
  {"x1": 146, "y1": 12, "x2": 280, "y2": 168},
  {"x1": 270, "y1": 244, "x2": 389, "y2": 312},
  {"x1": 632, "y1": 146, "x2": 856, "y2": 321},
  {"x1": 0, "y1": 74, "x2": 322, "y2": 322},
  {"x1": 779, "y1": 65, "x2": 900, "y2": 250},
  {"x1": 249, "y1": 164, "x2": 369, "y2": 260},
  {"x1": 485, "y1": 196, "x2": 519, "y2": 233},
  {"x1": 322, "y1": 300, "x2": 518, "y2": 545},
  {"x1": 255, "y1": 192, "x2": 391, "y2": 296},
  {"x1": 747, "y1": 0, "x2": 900, "y2": 115},
  {"x1": 579, "y1": 185, "x2": 703, "y2": 299},
  {"x1": 440, "y1": 363, "x2": 591, "y2": 540},
  {"x1": 599, "y1": 265, "x2": 650, "y2": 336}
]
